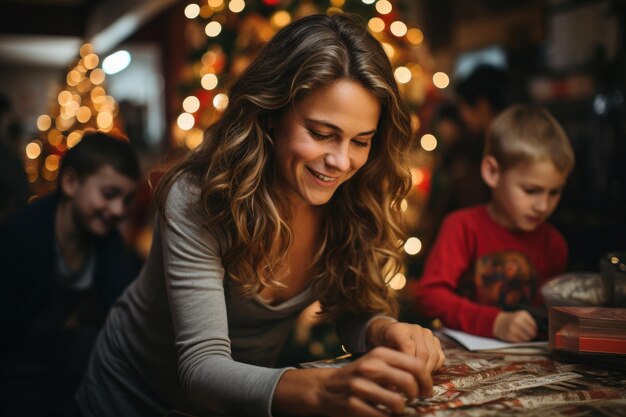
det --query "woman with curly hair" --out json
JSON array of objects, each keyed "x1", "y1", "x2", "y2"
[{"x1": 77, "y1": 13, "x2": 444, "y2": 417}]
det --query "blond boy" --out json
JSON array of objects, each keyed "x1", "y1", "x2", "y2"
[{"x1": 418, "y1": 105, "x2": 575, "y2": 342}]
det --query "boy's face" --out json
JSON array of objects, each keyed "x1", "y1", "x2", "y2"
[
  {"x1": 64, "y1": 165, "x2": 137, "y2": 237},
  {"x1": 489, "y1": 160, "x2": 568, "y2": 232}
]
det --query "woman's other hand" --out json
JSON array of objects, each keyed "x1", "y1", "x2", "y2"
[
  {"x1": 367, "y1": 318, "x2": 446, "y2": 373},
  {"x1": 275, "y1": 346, "x2": 433, "y2": 417}
]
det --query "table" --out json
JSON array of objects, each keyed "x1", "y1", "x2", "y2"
[
  {"x1": 302, "y1": 333, "x2": 626, "y2": 416},
  {"x1": 412, "y1": 333, "x2": 626, "y2": 416}
]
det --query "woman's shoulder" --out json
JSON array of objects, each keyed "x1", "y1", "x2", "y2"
[
  {"x1": 161, "y1": 172, "x2": 229, "y2": 249},
  {"x1": 162, "y1": 173, "x2": 203, "y2": 214},
  {"x1": 159, "y1": 172, "x2": 205, "y2": 227}
]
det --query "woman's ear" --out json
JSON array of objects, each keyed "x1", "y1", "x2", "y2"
[
  {"x1": 59, "y1": 167, "x2": 80, "y2": 198},
  {"x1": 481, "y1": 155, "x2": 500, "y2": 188}
]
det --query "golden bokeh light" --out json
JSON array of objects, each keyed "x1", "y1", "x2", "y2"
[
  {"x1": 47, "y1": 129, "x2": 61, "y2": 143},
  {"x1": 199, "y1": 4, "x2": 214, "y2": 18},
  {"x1": 213, "y1": 93, "x2": 229, "y2": 111},
  {"x1": 76, "y1": 106, "x2": 92, "y2": 123},
  {"x1": 183, "y1": 96, "x2": 201, "y2": 113},
  {"x1": 228, "y1": 0, "x2": 245, "y2": 13},
  {"x1": 97, "y1": 112, "x2": 113, "y2": 129},
  {"x1": 411, "y1": 167, "x2": 424, "y2": 186},
  {"x1": 388, "y1": 273, "x2": 406, "y2": 290},
  {"x1": 404, "y1": 237, "x2": 422, "y2": 255},
  {"x1": 67, "y1": 71, "x2": 81, "y2": 86},
  {"x1": 394, "y1": 66, "x2": 411, "y2": 84},
  {"x1": 60, "y1": 106, "x2": 74, "y2": 119},
  {"x1": 433, "y1": 71, "x2": 450, "y2": 89},
  {"x1": 368, "y1": 17, "x2": 385, "y2": 33},
  {"x1": 406, "y1": 28, "x2": 424, "y2": 45},
  {"x1": 76, "y1": 77, "x2": 92, "y2": 93},
  {"x1": 58, "y1": 90, "x2": 72, "y2": 106},
  {"x1": 184, "y1": 3, "x2": 200, "y2": 19},
  {"x1": 44, "y1": 154, "x2": 61, "y2": 172},
  {"x1": 201, "y1": 73, "x2": 219, "y2": 90},
  {"x1": 75, "y1": 61, "x2": 87, "y2": 73},
  {"x1": 185, "y1": 128, "x2": 204, "y2": 149},
  {"x1": 177, "y1": 113, "x2": 195, "y2": 131},
  {"x1": 390, "y1": 21, "x2": 407, "y2": 37},
  {"x1": 79, "y1": 43, "x2": 93, "y2": 58},
  {"x1": 83, "y1": 53, "x2": 99, "y2": 69},
  {"x1": 375, "y1": 0, "x2": 392, "y2": 15},
  {"x1": 55, "y1": 115, "x2": 75, "y2": 131},
  {"x1": 205, "y1": 21, "x2": 222, "y2": 37},
  {"x1": 91, "y1": 86, "x2": 106, "y2": 102},
  {"x1": 26, "y1": 141, "x2": 42, "y2": 159},
  {"x1": 400, "y1": 199, "x2": 408, "y2": 212},
  {"x1": 37, "y1": 115, "x2": 52, "y2": 131},
  {"x1": 271, "y1": 11, "x2": 291, "y2": 28},
  {"x1": 48, "y1": 133, "x2": 64, "y2": 147},
  {"x1": 67, "y1": 131, "x2": 83, "y2": 148},
  {"x1": 420, "y1": 133, "x2": 437, "y2": 151},
  {"x1": 208, "y1": 0, "x2": 223, "y2": 8},
  {"x1": 90, "y1": 68, "x2": 106, "y2": 85}
]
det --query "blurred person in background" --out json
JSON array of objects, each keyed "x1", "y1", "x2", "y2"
[
  {"x1": 0, "y1": 92, "x2": 31, "y2": 222},
  {"x1": 0, "y1": 131, "x2": 141, "y2": 417},
  {"x1": 450, "y1": 64, "x2": 511, "y2": 211}
]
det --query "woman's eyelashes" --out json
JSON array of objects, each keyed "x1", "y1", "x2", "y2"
[
  {"x1": 307, "y1": 129, "x2": 370, "y2": 148},
  {"x1": 308, "y1": 129, "x2": 333, "y2": 140},
  {"x1": 352, "y1": 139, "x2": 369, "y2": 148}
]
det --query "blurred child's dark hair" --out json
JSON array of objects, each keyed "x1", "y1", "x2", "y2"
[
  {"x1": 455, "y1": 64, "x2": 509, "y2": 112},
  {"x1": 58, "y1": 131, "x2": 141, "y2": 185}
]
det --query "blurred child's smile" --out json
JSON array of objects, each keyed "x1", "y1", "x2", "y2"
[{"x1": 71, "y1": 165, "x2": 137, "y2": 236}]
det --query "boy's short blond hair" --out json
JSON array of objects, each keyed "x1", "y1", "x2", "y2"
[{"x1": 485, "y1": 104, "x2": 575, "y2": 173}]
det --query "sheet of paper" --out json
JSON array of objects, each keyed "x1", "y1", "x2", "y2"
[{"x1": 440, "y1": 327, "x2": 548, "y2": 352}]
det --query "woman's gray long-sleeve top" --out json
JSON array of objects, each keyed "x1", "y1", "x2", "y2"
[{"x1": 76, "y1": 176, "x2": 374, "y2": 417}]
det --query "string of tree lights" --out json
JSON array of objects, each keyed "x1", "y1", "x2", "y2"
[
  {"x1": 26, "y1": 43, "x2": 123, "y2": 197},
  {"x1": 173, "y1": 0, "x2": 450, "y2": 149},
  {"x1": 173, "y1": 0, "x2": 453, "y2": 286}
]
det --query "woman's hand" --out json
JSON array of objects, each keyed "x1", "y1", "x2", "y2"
[
  {"x1": 367, "y1": 319, "x2": 446, "y2": 373},
  {"x1": 274, "y1": 347, "x2": 434, "y2": 417},
  {"x1": 317, "y1": 347, "x2": 433, "y2": 417},
  {"x1": 274, "y1": 320, "x2": 445, "y2": 417}
]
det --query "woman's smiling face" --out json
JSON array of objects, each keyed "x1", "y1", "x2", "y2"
[{"x1": 272, "y1": 79, "x2": 381, "y2": 208}]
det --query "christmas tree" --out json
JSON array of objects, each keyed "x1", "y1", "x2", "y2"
[
  {"x1": 25, "y1": 43, "x2": 123, "y2": 197},
  {"x1": 172, "y1": 0, "x2": 444, "y2": 150}
]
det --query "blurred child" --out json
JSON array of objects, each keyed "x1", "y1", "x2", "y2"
[
  {"x1": 417, "y1": 105, "x2": 575, "y2": 342},
  {"x1": 0, "y1": 131, "x2": 141, "y2": 416}
]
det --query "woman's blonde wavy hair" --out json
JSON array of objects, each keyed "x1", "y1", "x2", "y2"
[{"x1": 156, "y1": 13, "x2": 412, "y2": 319}]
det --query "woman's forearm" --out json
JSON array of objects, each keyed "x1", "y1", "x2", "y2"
[{"x1": 272, "y1": 368, "x2": 333, "y2": 416}]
